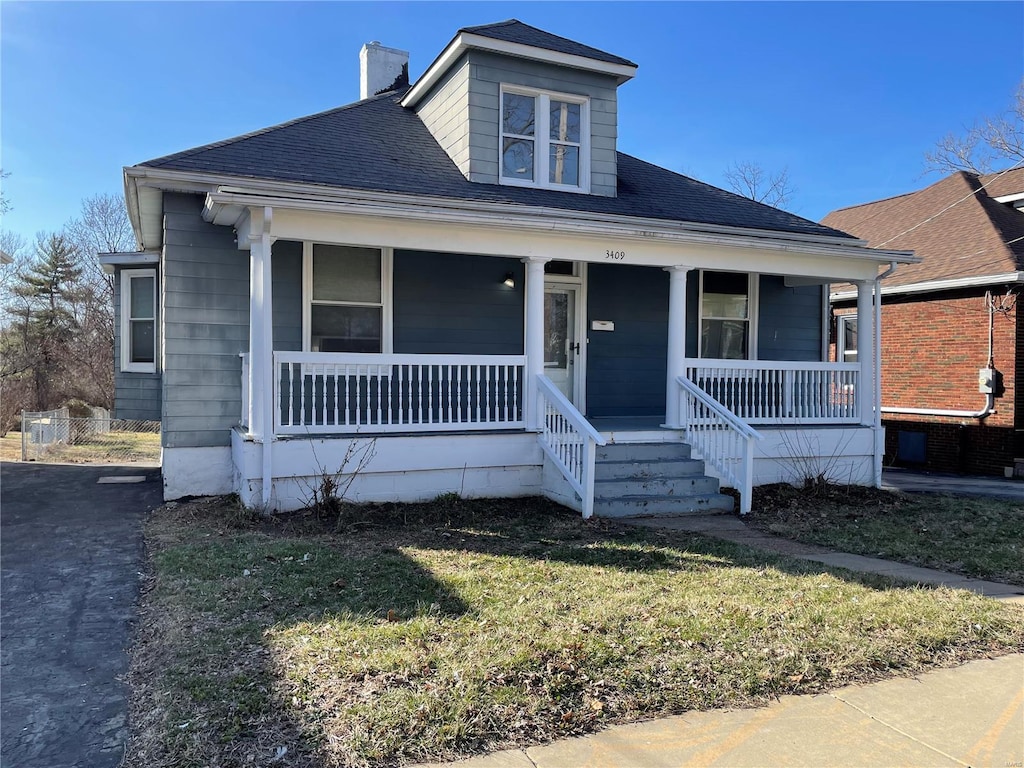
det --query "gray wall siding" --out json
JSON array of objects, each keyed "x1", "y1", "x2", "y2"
[
  {"x1": 272, "y1": 240, "x2": 303, "y2": 351},
  {"x1": 415, "y1": 57, "x2": 472, "y2": 178},
  {"x1": 393, "y1": 250, "x2": 524, "y2": 354},
  {"x1": 757, "y1": 277, "x2": 824, "y2": 362},
  {"x1": 586, "y1": 264, "x2": 668, "y2": 417},
  {"x1": 161, "y1": 192, "x2": 249, "y2": 449},
  {"x1": 467, "y1": 52, "x2": 619, "y2": 195},
  {"x1": 112, "y1": 265, "x2": 162, "y2": 421}
]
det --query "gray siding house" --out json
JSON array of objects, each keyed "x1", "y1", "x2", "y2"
[{"x1": 101, "y1": 20, "x2": 914, "y2": 514}]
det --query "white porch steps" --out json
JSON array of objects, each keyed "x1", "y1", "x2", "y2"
[{"x1": 592, "y1": 440, "x2": 735, "y2": 517}]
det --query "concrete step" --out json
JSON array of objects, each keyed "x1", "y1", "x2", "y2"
[
  {"x1": 595, "y1": 474, "x2": 722, "y2": 498},
  {"x1": 595, "y1": 457, "x2": 706, "y2": 480},
  {"x1": 593, "y1": 493, "x2": 735, "y2": 517},
  {"x1": 596, "y1": 442, "x2": 691, "y2": 462}
]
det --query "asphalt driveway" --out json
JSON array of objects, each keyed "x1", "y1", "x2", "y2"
[{"x1": 1, "y1": 462, "x2": 162, "y2": 768}]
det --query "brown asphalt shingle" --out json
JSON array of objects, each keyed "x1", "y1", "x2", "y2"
[{"x1": 823, "y1": 168, "x2": 1024, "y2": 291}]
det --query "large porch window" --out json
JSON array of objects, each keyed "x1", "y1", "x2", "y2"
[
  {"x1": 307, "y1": 244, "x2": 390, "y2": 353},
  {"x1": 699, "y1": 271, "x2": 756, "y2": 360}
]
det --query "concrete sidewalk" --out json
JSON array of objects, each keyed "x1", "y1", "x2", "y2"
[
  {"x1": 419, "y1": 653, "x2": 1024, "y2": 767},
  {"x1": 882, "y1": 467, "x2": 1024, "y2": 501},
  {"x1": 625, "y1": 514, "x2": 1024, "y2": 603}
]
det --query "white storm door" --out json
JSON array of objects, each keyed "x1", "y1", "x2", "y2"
[{"x1": 544, "y1": 285, "x2": 582, "y2": 407}]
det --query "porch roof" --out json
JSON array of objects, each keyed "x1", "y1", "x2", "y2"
[{"x1": 134, "y1": 89, "x2": 854, "y2": 243}]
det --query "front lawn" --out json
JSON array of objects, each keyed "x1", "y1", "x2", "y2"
[
  {"x1": 127, "y1": 496, "x2": 1024, "y2": 767},
  {"x1": 746, "y1": 484, "x2": 1024, "y2": 586}
]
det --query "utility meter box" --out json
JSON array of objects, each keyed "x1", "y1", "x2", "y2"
[{"x1": 978, "y1": 368, "x2": 996, "y2": 394}]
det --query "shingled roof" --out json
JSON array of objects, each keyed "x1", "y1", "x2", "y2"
[
  {"x1": 460, "y1": 19, "x2": 637, "y2": 67},
  {"x1": 823, "y1": 168, "x2": 1024, "y2": 289},
  {"x1": 138, "y1": 89, "x2": 850, "y2": 240}
]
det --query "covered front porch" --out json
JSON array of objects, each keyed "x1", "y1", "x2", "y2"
[{"x1": 228, "y1": 201, "x2": 892, "y2": 516}]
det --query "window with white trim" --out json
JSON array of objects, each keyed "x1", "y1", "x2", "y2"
[
  {"x1": 837, "y1": 315, "x2": 858, "y2": 363},
  {"x1": 500, "y1": 86, "x2": 589, "y2": 192},
  {"x1": 307, "y1": 244, "x2": 389, "y2": 353},
  {"x1": 121, "y1": 269, "x2": 157, "y2": 373},
  {"x1": 699, "y1": 271, "x2": 756, "y2": 360}
]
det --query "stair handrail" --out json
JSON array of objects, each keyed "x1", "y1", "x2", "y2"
[
  {"x1": 674, "y1": 375, "x2": 763, "y2": 514},
  {"x1": 536, "y1": 375, "x2": 607, "y2": 519}
]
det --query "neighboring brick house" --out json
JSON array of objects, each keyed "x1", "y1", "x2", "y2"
[{"x1": 824, "y1": 168, "x2": 1024, "y2": 477}]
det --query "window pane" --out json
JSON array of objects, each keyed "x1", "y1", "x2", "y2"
[
  {"x1": 311, "y1": 305, "x2": 381, "y2": 353},
  {"x1": 312, "y1": 245, "x2": 381, "y2": 303},
  {"x1": 549, "y1": 100, "x2": 581, "y2": 142},
  {"x1": 544, "y1": 292, "x2": 569, "y2": 367},
  {"x1": 843, "y1": 318, "x2": 858, "y2": 362},
  {"x1": 130, "y1": 320, "x2": 155, "y2": 363},
  {"x1": 130, "y1": 276, "x2": 154, "y2": 319},
  {"x1": 703, "y1": 293, "x2": 748, "y2": 319},
  {"x1": 502, "y1": 93, "x2": 536, "y2": 136},
  {"x1": 701, "y1": 319, "x2": 748, "y2": 360},
  {"x1": 702, "y1": 272, "x2": 749, "y2": 319},
  {"x1": 503, "y1": 138, "x2": 535, "y2": 180},
  {"x1": 548, "y1": 144, "x2": 580, "y2": 186}
]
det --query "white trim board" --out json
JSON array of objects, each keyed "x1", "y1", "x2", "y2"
[{"x1": 831, "y1": 271, "x2": 1024, "y2": 301}]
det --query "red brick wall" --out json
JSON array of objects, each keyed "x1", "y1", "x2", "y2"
[{"x1": 833, "y1": 288, "x2": 1020, "y2": 475}]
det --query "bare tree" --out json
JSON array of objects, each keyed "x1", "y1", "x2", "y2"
[
  {"x1": 925, "y1": 79, "x2": 1024, "y2": 175},
  {"x1": 0, "y1": 229, "x2": 28, "y2": 297},
  {"x1": 724, "y1": 161, "x2": 795, "y2": 208},
  {"x1": 0, "y1": 169, "x2": 11, "y2": 216}
]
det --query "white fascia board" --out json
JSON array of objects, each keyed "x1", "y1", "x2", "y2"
[
  {"x1": 830, "y1": 271, "x2": 1024, "y2": 301},
  {"x1": 992, "y1": 191, "x2": 1024, "y2": 204},
  {"x1": 401, "y1": 32, "x2": 637, "y2": 109},
  {"x1": 97, "y1": 251, "x2": 160, "y2": 274},
  {"x1": 205, "y1": 185, "x2": 912, "y2": 266}
]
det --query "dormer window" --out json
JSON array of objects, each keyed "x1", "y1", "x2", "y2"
[{"x1": 500, "y1": 86, "x2": 590, "y2": 192}]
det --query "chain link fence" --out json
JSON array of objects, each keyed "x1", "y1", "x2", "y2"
[{"x1": 19, "y1": 409, "x2": 161, "y2": 464}]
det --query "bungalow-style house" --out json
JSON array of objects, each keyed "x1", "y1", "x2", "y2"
[
  {"x1": 825, "y1": 168, "x2": 1024, "y2": 477},
  {"x1": 100, "y1": 20, "x2": 915, "y2": 515}
]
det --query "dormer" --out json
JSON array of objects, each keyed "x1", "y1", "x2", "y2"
[{"x1": 401, "y1": 20, "x2": 637, "y2": 197}]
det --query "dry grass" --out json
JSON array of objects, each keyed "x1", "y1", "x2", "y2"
[
  {"x1": 0, "y1": 430, "x2": 161, "y2": 464},
  {"x1": 126, "y1": 495, "x2": 1024, "y2": 767},
  {"x1": 746, "y1": 484, "x2": 1024, "y2": 585}
]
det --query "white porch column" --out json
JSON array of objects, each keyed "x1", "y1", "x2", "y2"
[
  {"x1": 247, "y1": 207, "x2": 275, "y2": 506},
  {"x1": 524, "y1": 256, "x2": 550, "y2": 430},
  {"x1": 856, "y1": 280, "x2": 875, "y2": 427},
  {"x1": 664, "y1": 265, "x2": 692, "y2": 429}
]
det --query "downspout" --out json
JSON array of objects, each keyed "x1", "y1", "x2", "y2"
[
  {"x1": 880, "y1": 288, "x2": 996, "y2": 419},
  {"x1": 873, "y1": 261, "x2": 897, "y2": 486}
]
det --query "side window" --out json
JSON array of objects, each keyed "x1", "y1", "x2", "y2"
[
  {"x1": 838, "y1": 315, "x2": 858, "y2": 363},
  {"x1": 309, "y1": 245, "x2": 384, "y2": 353},
  {"x1": 121, "y1": 269, "x2": 157, "y2": 373},
  {"x1": 699, "y1": 271, "x2": 753, "y2": 360}
]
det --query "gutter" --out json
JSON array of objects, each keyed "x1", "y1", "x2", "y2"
[
  {"x1": 873, "y1": 261, "x2": 897, "y2": 486},
  {"x1": 831, "y1": 271, "x2": 1024, "y2": 301}
]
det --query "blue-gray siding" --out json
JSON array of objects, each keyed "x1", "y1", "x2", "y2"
[
  {"x1": 416, "y1": 50, "x2": 620, "y2": 196},
  {"x1": 161, "y1": 193, "x2": 249, "y2": 449},
  {"x1": 272, "y1": 240, "x2": 303, "y2": 351},
  {"x1": 112, "y1": 266, "x2": 162, "y2": 421},
  {"x1": 756, "y1": 277, "x2": 824, "y2": 362},
  {"x1": 393, "y1": 250, "x2": 524, "y2": 354},
  {"x1": 586, "y1": 264, "x2": 668, "y2": 418}
]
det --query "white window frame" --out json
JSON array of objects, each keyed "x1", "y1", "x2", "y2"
[
  {"x1": 499, "y1": 85, "x2": 591, "y2": 193},
  {"x1": 120, "y1": 268, "x2": 157, "y2": 373},
  {"x1": 837, "y1": 314, "x2": 858, "y2": 363},
  {"x1": 302, "y1": 242, "x2": 393, "y2": 353},
  {"x1": 697, "y1": 270, "x2": 759, "y2": 360}
]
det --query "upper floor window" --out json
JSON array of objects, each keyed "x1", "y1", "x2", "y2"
[
  {"x1": 121, "y1": 269, "x2": 157, "y2": 373},
  {"x1": 500, "y1": 87, "x2": 589, "y2": 192}
]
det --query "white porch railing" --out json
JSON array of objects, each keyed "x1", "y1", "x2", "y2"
[
  {"x1": 536, "y1": 375, "x2": 607, "y2": 519},
  {"x1": 674, "y1": 376, "x2": 763, "y2": 514},
  {"x1": 683, "y1": 360, "x2": 861, "y2": 424},
  {"x1": 274, "y1": 352, "x2": 526, "y2": 434}
]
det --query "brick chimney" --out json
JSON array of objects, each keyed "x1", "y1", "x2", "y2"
[{"x1": 359, "y1": 42, "x2": 410, "y2": 99}]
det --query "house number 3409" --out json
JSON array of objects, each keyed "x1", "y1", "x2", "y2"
[{"x1": 605, "y1": 250, "x2": 626, "y2": 260}]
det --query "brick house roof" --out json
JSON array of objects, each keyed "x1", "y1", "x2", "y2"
[{"x1": 823, "y1": 168, "x2": 1024, "y2": 290}]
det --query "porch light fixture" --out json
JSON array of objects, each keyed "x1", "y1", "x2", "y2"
[{"x1": 503, "y1": 272, "x2": 516, "y2": 288}]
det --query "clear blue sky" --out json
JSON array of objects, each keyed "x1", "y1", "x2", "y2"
[{"x1": 1, "y1": 1, "x2": 1021, "y2": 242}]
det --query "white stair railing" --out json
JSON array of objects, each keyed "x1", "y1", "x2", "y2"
[
  {"x1": 674, "y1": 375, "x2": 763, "y2": 514},
  {"x1": 536, "y1": 375, "x2": 607, "y2": 519}
]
